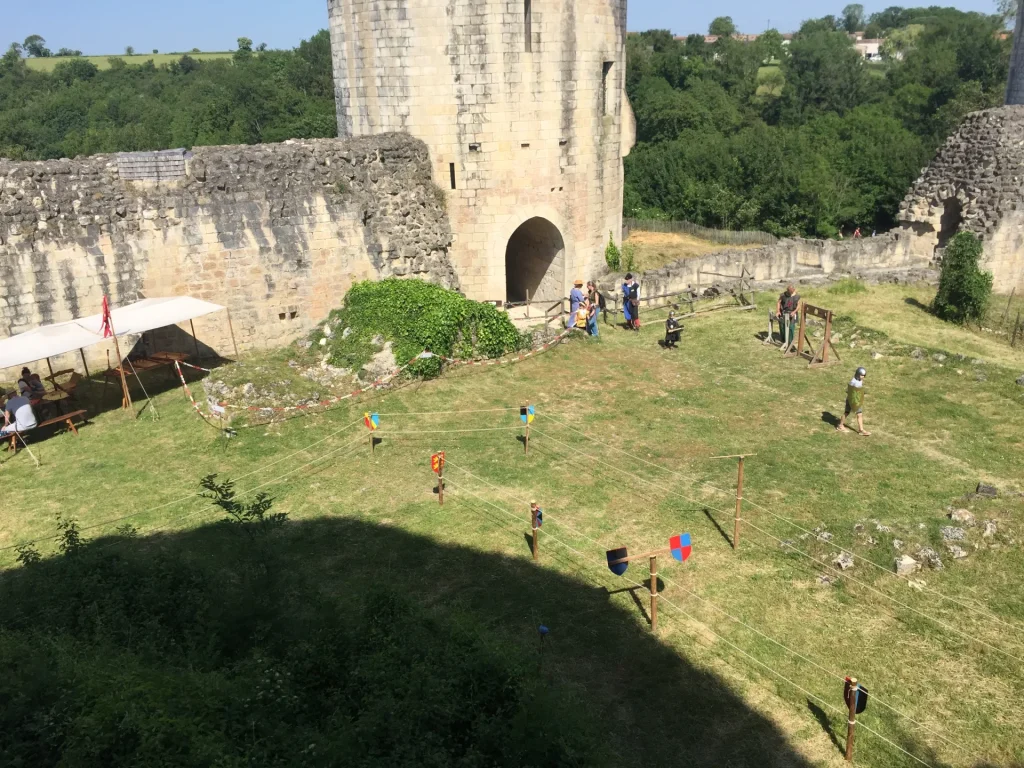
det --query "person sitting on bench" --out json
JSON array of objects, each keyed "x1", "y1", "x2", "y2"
[
  {"x1": 1, "y1": 392, "x2": 37, "y2": 438},
  {"x1": 17, "y1": 368, "x2": 45, "y2": 397}
]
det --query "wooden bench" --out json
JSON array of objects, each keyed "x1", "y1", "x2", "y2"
[{"x1": 6, "y1": 410, "x2": 88, "y2": 451}]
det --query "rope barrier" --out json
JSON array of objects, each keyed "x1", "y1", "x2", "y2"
[
  {"x1": 442, "y1": 459, "x2": 966, "y2": 755},
  {"x1": 0, "y1": 416, "x2": 366, "y2": 556},
  {"x1": 441, "y1": 477, "x2": 947, "y2": 766},
  {"x1": 543, "y1": 414, "x2": 1024, "y2": 638}
]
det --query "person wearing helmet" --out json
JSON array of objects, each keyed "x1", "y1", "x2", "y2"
[
  {"x1": 837, "y1": 367, "x2": 870, "y2": 436},
  {"x1": 664, "y1": 310, "x2": 682, "y2": 349}
]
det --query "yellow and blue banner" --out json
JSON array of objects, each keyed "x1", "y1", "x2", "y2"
[{"x1": 364, "y1": 412, "x2": 379, "y2": 431}]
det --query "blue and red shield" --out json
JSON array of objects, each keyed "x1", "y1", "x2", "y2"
[
  {"x1": 606, "y1": 547, "x2": 629, "y2": 576},
  {"x1": 670, "y1": 533, "x2": 691, "y2": 563}
]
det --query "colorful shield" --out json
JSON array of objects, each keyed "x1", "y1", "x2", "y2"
[
  {"x1": 670, "y1": 533, "x2": 692, "y2": 562},
  {"x1": 607, "y1": 547, "x2": 629, "y2": 576},
  {"x1": 364, "y1": 412, "x2": 379, "y2": 431},
  {"x1": 532, "y1": 507, "x2": 543, "y2": 528},
  {"x1": 431, "y1": 452, "x2": 445, "y2": 474},
  {"x1": 520, "y1": 405, "x2": 535, "y2": 424}
]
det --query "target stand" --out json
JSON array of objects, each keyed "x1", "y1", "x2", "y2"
[{"x1": 784, "y1": 303, "x2": 842, "y2": 368}]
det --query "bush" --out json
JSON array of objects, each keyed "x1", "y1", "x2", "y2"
[
  {"x1": 604, "y1": 232, "x2": 621, "y2": 271},
  {"x1": 310, "y1": 279, "x2": 529, "y2": 377},
  {"x1": 932, "y1": 232, "x2": 993, "y2": 324}
]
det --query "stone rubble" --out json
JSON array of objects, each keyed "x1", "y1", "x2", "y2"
[{"x1": 895, "y1": 555, "x2": 921, "y2": 576}]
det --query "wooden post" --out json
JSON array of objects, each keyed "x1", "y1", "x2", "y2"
[
  {"x1": 108, "y1": 330, "x2": 133, "y2": 411},
  {"x1": 821, "y1": 310, "x2": 833, "y2": 365},
  {"x1": 189, "y1": 319, "x2": 202, "y2": 360},
  {"x1": 79, "y1": 349, "x2": 90, "y2": 379},
  {"x1": 46, "y1": 357, "x2": 54, "y2": 377},
  {"x1": 526, "y1": 289, "x2": 531, "y2": 319},
  {"x1": 226, "y1": 308, "x2": 240, "y2": 360},
  {"x1": 845, "y1": 678, "x2": 859, "y2": 762},
  {"x1": 710, "y1": 454, "x2": 756, "y2": 551},
  {"x1": 524, "y1": 400, "x2": 531, "y2": 455},
  {"x1": 734, "y1": 457, "x2": 745, "y2": 550},
  {"x1": 370, "y1": 431, "x2": 375, "y2": 454},
  {"x1": 649, "y1": 555, "x2": 658, "y2": 632},
  {"x1": 1013, "y1": 311, "x2": 1022, "y2": 348},
  {"x1": 531, "y1": 503, "x2": 540, "y2": 562}
]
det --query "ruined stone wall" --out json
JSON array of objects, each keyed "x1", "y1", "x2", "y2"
[
  {"x1": 328, "y1": 0, "x2": 634, "y2": 302},
  {"x1": 601, "y1": 232, "x2": 933, "y2": 298},
  {"x1": 0, "y1": 133, "x2": 456, "y2": 374},
  {"x1": 897, "y1": 107, "x2": 1024, "y2": 293}
]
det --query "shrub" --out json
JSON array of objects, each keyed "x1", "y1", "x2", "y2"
[
  {"x1": 311, "y1": 278, "x2": 529, "y2": 377},
  {"x1": 621, "y1": 241, "x2": 638, "y2": 273},
  {"x1": 604, "y1": 232, "x2": 621, "y2": 271},
  {"x1": 932, "y1": 232, "x2": 993, "y2": 324},
  {"x1": 827, "y1": 277, "x2": 867, "y2": 295}
]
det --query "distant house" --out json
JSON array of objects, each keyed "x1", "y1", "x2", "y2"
[{"x1": 855, "y1": 39, "x2": 883, "y2": 61}]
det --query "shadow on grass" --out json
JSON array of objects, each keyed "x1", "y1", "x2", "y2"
[
  {"x1": 807, "y1": 699, "x2": 844, "y2": 755},
  {"x1": 703, "y1": 507, "x2": 734, "y2": 547},
  {"x1": 903, "y1": 297, "x2": 932, "y2": 313},
  {"x1": 821, "y1": 411, "x2": 841, "y2": 428},
  {"x1": 0, "y1": 516, "x2": 822, "y2": 768}
]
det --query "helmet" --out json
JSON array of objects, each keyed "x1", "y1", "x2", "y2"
[{"x1": 855, "y1": 367, "x2": 867, "y2": 378}]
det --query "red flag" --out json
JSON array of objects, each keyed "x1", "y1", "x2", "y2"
[{"x1": 100, "y1": 296, "x2": 113, "y2": 338}]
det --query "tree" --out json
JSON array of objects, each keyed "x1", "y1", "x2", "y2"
[
  {"x1": 153, "y1": 49, "x2": 159, "y2": 54},
  {"x1": 782, "y1": 31, "x2": 868, "y2": 117},
  {"x1": 758, "y1": 28, "x2": 786, "y2": 63},
  {"x1": 235, "y1": 37, "x2": 254, "y2": 62},
  {"x1": 708, "y1": 17, "x2": 736, "y2": 37},
  {"x1": 56, "y1": 48, "x2": 82, "y2": 57},
  {"x1": 932, "y1": 232, "x2": 993, "y2": 324},
  {"x1": 998, "y1": 0, "x2": 1017, "y2": 24},
  {"x1": 125, "y1": 46, "x2": 135, "y2": 56},
  {"x1": 257, "y1": 42, "x2": 268, "y2": 52},
  {"x1": 880, "y1": 24, "x2": 923, "y2": 61},
  {"x1": 842, "y1": 4, "x2": 865, "y2": 33},
  {"x1": 23, "y1": 35, "x2": 50, "y2": 57},
  {"x1": 797, "y1": 16, "x2": 839, "y2": 37}
]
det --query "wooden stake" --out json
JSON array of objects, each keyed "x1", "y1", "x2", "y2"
[
  {"x1": 710, "y1": 454, "x2": 756, "y2": 551},
  {"x1": 531, "y1": 503, "x2": 540, "y2": 562},
  {"x1": 226, "y1": 308, "x2": 240, "y2": 360},
  {"x1": 526, "y1": 289, "x2": 531, "y2": 319},
  {"x1": 845, "y1": 678, "x2": 859, "y2": 762},
  {"x1": 79, "y1": 348, "x2": 90, "y2": 379},
  {"x1": 189, "y1": 319, "x2": 202, "y2": 360},
  {"x1": 649, "y1": 555, "x2": 659, "y2": 632},
  {"x1": 108, "y1": 329, "x2": 133, "y2": 411},
  {"x1": 46, "y1": 357, "x2": 54, "y2": 378},
  {"x1": 524, "y1": 400, "x2": 531, "y2": 455},
  {"x1": 370, "y1": 432, "x2": 375, "y2": 454},
  {"x1": 438, "y1": 461, "x2": 444, "y2": 506}
]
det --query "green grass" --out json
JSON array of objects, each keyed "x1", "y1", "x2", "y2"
[
  {"x1": 25, "y1": 52, "x2": 234, "y2": 71},
  {"x1": 2, "y1": 282, "x2": 1024, "y2": 766},
  {"x1": 828, "y1": 277, "x2": 869, "y2": 295}
]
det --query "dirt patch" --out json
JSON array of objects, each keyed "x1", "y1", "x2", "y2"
[{"x1": 624, "y1": 231, "x2": 762, "y2": 272}]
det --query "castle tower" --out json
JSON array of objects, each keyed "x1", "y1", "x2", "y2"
[
  {"x1": 1007, "y1": 2, "x2": 1024, "y2": 105},
  {"x1": 327, "y1": 0, "x2": 635, "y2": 302}
]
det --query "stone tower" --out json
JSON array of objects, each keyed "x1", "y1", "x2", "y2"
[
  {"x1": 327, "y1": 0, "x2": 635, "y2": 302},
  {"x1": 1007, "y1": 2, "x2": 1024, "y2": 105}
]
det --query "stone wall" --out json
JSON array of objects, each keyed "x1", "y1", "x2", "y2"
[
  {"x1": 897, "y1": 106, "x2": 1024, "y2": 293},
  {"x1": 328, "y1": 0, "x2": 634, "y2": 303},
  {"x1": 599, "y1": 232, "x2": 934, "y2": 298},
  {"x1": 0, "y1": 133, "x2": 456, "y2": 376}
]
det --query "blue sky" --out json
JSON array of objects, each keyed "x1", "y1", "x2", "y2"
[{"x1": 5, "y1": 0, "x2": 1003, "y2": 55}]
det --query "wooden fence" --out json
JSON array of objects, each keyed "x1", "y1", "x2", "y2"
[{"x1": 623, "y1": 218, "x2": 778, "y2": 247}]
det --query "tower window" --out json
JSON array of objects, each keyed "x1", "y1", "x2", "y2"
[
  {"x1": 524, "y1": 0, "x2": 532, "y2": 52},
  {"x1": 449, "y1": 163, "x2": 456, "y2": 190},
  {"x1": 602, "y1": 61, "x2": 614, "y2": 115}
]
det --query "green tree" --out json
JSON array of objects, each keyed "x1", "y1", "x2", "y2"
[
  {"x1": 782, "y1": 31, "x2": 869, "y2": 117},
  {"x1": 125, "y1": 46, "x2": 135, "y2": 56},
  {"x1": 708, "y1": 17, "x2": 736, "y2": 37},
  {"x1": 932, "y1": 231, "x2": 993, "y2": 324},
  {"x1": 23, "y1": 35, "x2": 50, "y2": 57},
  {"x1": 842, "y1": 4, "x2": 865, "y2": 33},
  {"x1": 758, "y1": 29, "x2": 786, "y2": 63},
  {"x1": 235, "y1": 37, "x2": 254, "y2": 62},
  {"x1": 55, "y1": 48, "x2": 82, "y2": 57}
]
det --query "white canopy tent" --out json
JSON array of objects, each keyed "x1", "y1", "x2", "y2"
[{"x1": 0, "y1": 296, "x2": 232, "y2": 373}]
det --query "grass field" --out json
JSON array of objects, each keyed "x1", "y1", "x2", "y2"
[
  {"x1": 24, "y1": 52, "x2": 234, "y2": 71},
  {"x1": 624, "y1": 230, "x2": 762, "y2": 271},
  {"x1": 2, "y1": 282, "x2": 1024, "y2": 766}
]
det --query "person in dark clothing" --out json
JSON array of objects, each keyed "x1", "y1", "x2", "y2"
[
  {"x1": 623, "y1": 274, "x2": 640, "y2": 331},
  {"x1": 770, "y1": 284, "x2": 801, "y2": 351},
  {"x1": 664, "y1": 311, "x2": 682, "y2": 349}
]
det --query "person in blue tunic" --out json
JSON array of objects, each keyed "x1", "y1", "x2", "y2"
[
  {"x1": 568, "y1": 278, "x2": 585, "y2": 328},
  {"x1": 622, "y1": 273, "x2": 640, "y2": 331}
]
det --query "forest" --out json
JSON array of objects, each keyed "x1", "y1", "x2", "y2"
[
  {"x1": 0, "y1": 8, "x2": 1013, "y2": 238},
  {"x1": 625, "y1": 8, "x2": 1011, "y2": 237}
]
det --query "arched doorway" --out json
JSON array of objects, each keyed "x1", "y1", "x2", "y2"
[
  {"x1": 937, "y1": 196, "x2": 963, "y2": 248},
  {"x1": 505, "y1": 217, "x2": 566, "y2": 304}
]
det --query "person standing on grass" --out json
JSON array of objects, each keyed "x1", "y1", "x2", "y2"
[
  {"x1": 568, "y1": 278, "x2": 585, "y2": 329},
  {"x1": 837, "y1": 367, "x2": 870, "y2": 436},
  {"x1": 623, "y1": 273, "x2": 640, "y2": 331},
  {"x1": 586, "y1": 281, "x2": 602, "y2": 336},
  {"x1": 774, "y1": 284, "x2": 800, "y2": 351},
  {"x1": 664, "y1": 310, "x2": 682, "y2": 349}
]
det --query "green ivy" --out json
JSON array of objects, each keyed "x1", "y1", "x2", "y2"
[{"x1": 310, "y1": 279, "x2": 530, "y2": 378}]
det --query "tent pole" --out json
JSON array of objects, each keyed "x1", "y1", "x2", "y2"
[
  {"x1": 106, "y1": 308, "x2": 133, "y2": 412},
  {"x1": 79, "y1": 348, "x2": 90, "y2": 379},
  {"x1": 226, "y1": 309, "x2": 240, "y2": 360},
  {"x1": 46, "y1": 358, "x2": 54, "y2": 378},
  {"x1": 189, "y1": 319, "x2": 202, "y2": 361}
]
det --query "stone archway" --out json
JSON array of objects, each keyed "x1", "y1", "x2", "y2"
[
  {"x1": 937, "y1": 196, "x2": 963, "y2": 248},
  {"x1": 504, "y1": 217, "x2": 566, "y2": 303}
]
